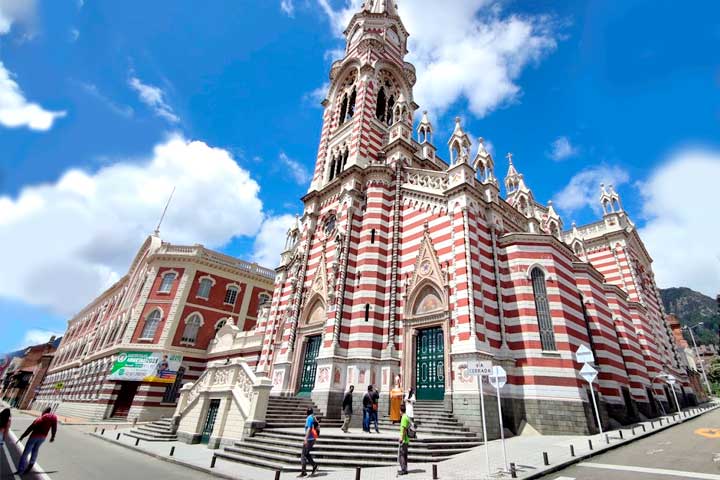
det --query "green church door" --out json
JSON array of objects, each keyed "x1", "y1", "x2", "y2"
[
  {"x1": 298, "y1": 335, "x2": 321, "y2": 396},
  {"x1": 416, "y1": 327, "x2": 445, "y2": 400}
]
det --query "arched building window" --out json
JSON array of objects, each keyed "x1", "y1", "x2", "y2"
[
  {"x1": 140, "y1": 309, "x2": 162, "y2": 340},
  {"x1": 531, "y1": 267, "x2": 556, "y2": 351},
  {"x1": 181, "y1": 314, "x2": 203, "y2": 345},
  {"x1": 214, "y1": 319, "x2": 227, "y2": 335},
  {"x1": 224, "y1": 286, "x2": 239, "y2": 305},
  {"x1": 197, "y1": 277, "x2": 214, "y2": 299},
  {"x1": 159, "y1": 272, "x2": 176, "y2": 293}
]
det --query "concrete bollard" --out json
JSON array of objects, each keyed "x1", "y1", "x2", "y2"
[
  {"x1": 641, "y1": 424, "x2": 646, "y2": 432},
  {"x1": 510, "y1": 463, "x2": 517, "y2": 478},
  {"x1": 650, "y1": 421, "x2": 654, "y2": 428},
  {"x1": 588, "y1": 439, "x2": 593, "y2": 450},
  {"x1": 605, "y1": 434, "x2": 610, "y2": 444},
  {"x1": 659, "y1": 418, "x2": 663, "y2": 426},
  {"x1": 619, "y1": 430, "x2": 624, "y2": 440},
  {"x1": 274, "y1": 471, "x2": 281, "y2": 480},
  {"x1": 631, "y1": 427, "x2": 635, "y2": 436},
  {"x1": 101, "y1": 428, "x2": 105, "y2": 435},
  {"x1": 211, "y1": 455, "x2": 217, "y2": 469},
  {"x1": 116, "y1": 433, "x2": 121, "y2": 440},
  {"x1": 432, "y1": 464, "x2": 438, "y2": 480},
  {"x1": 570, "y1": 444, "x2": 575, "y2": 457},
  {"x1": 94, "y1": 427, "x2": 98, "y2": 433},
  {"x1": 135, "y1": 438, "x2": 140, "y2": 446},
  {"x1": 543, "y1": 452, "x2": 549, "y2": 465},
  {"x1": 170, "y1": 446, "x2": 175, "y2": 457},
  {"x1": 355, "y1": 467, "x2": 361, "y2": 480}
]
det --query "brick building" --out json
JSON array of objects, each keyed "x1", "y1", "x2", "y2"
[
  {"x1": 32, "y1": 234, "x2": 274, "y2": 421},
  {"x1": 257, "y1": 0, "x2": 691, "y2": 437},
  {"x1": 1, "y1": 337, "x2": 61, "y2": 409}
]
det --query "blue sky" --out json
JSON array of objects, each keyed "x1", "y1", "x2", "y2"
[{"x1": 1, "y1": 0, "x2": 719, "y2": 352}]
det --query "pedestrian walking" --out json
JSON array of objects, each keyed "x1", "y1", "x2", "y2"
[
  {"x1": 17, "y1": 407, "x2": 57, "y2": 475},
  {"x1": 404, "y1": 387, "x2": 416, "y2": 421},
  {"x1": 370, "y1": 385, "x2": 380, "y2": 433},
  {"x1": 362, "y1": 385, "x2": 373, "y2": 433},
  {"x1": 0, "y1": 408, "x2": 11, "y2": 446},
  {"x1": 299, "y1": 407, "x2": 318, "y2": 477},
  {"x1": 397, "y1": 403, "x2": 411, "y2": 475},
  {"x1": 341, "y1": 385, "x2": 354, "y2": 433}
]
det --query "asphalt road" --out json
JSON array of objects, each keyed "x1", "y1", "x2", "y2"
[
  {"x1": 1, "y1": 412, "x2": 205, "y2": 480},
  {"x1": 543, "y1": 407, "x2": 720, "y2": 480}
]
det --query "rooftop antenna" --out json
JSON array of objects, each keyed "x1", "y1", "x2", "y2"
[{"x1": 154, "y1": 186, "x2": 176, "y2": 236}]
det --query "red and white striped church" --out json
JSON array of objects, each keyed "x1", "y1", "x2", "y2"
[{"x1": 256, "y1": 0, "x2": 695, "y2": 436}]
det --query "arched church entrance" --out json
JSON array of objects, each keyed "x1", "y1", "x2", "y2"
[
  {"x1": 295, "y1": 298, "x2": 325, "y2": 396},
  {"x1": 416, "y1": 326, "x2": 445, "y2": 400}
]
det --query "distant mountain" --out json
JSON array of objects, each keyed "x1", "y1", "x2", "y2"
[{"x1": 660, "y1": 287, "x2": 719, "y2": 346}]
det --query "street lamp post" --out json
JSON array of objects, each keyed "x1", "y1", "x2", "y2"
[{"x1": 684, "y1": 323, "x2": 712, "y2": 394}]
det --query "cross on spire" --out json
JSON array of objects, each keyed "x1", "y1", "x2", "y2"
[{"x1": 506, "y1": 152, "x2": 514, "y2": 164}]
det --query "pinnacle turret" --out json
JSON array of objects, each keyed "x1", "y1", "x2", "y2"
[{"x1": 363, "y1": 0, "x2": 399, "y2": 15}]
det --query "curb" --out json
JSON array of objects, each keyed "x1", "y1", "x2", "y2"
[
  {"x1": 523, "y1": 404, "x2": 719, "y2": 479},
  {"x1": 91, "y1": 432, "x2": 242, "y2": 480}
]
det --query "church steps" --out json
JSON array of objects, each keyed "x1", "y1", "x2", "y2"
[
  {"x1": 253, "y1": 430, "x2": 481, "y2": 446},
  {"x1": 238, "y1": 437, "x2": 474, "y2": 455},
  {"x1": 223, "y1": 444, "x2": 453, "y2": 464}
]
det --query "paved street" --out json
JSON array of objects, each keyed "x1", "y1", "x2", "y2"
[
  {"x1": 542, "y1": 407, "x2": 720, "y2": 480},
  {"x1": 1, "y1": 412, "x2": 203, "y2": 480}
]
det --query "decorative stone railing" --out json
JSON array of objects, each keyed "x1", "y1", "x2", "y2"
[
  {"x1": 173, "y1": 359, "x2": 272, "y2": 448},
  {"x1": 206, "y1": 329, "x2": 263, "y2": 357},
  {"x1": 156, "y1": 245, "x2": 275, "y2": 280},
  {"x1": 404, "y1": 168, "x2": 449, "y2": 194}
]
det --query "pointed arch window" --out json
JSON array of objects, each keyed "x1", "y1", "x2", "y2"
[
  {"x1": 339, "y1": 94, "x2": 349, "y2": 126},
  {"x1": 376, "y1": 87, "x2": 387, "y2": 122},
  {"x1": 181, "y1": 313, "x2": 203, "y2": 345},
  {"x1": 347, "y1": 88, "x2": 357, "y2": 119},
  {"x1": 531, "y1": 267, "x2": 556, "y2": 351},
  {"x1": 140, "y1": 309, "x2": 162, "y2": 340}
]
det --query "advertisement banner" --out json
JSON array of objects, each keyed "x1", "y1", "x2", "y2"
[{"x1": 109, "y1": 351, "x2": 183, "y2": 384}]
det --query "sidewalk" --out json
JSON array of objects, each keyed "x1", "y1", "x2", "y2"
[{"x1": 91, "y1": 403, "x2": 719, "y2": 480}]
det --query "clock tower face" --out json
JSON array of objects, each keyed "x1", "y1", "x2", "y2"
[
  {"x1": 387, "y1": 28, "x2": 400, "y2": 45},
  {"x1": 419, "y1": 260, "x2": 431, "y2": 276}
]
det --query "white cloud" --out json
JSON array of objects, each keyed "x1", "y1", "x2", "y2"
[
  {"x1": 80, "y1": 82, "x2": 133, "y2": 118},
  {"x1": 69, "y1": 27, "x2": 79, "y2": 42},
  {"x1": 0, "y1": 135, "x2": 267, "y2": 316},
  {"x1": 553, "y1": 164, "x2": 629, "y2": 215},
  {"x1": 0, "y1": 62, "x2": 66, "y2": 130},
  {"x1": 548, "y1": 136, "x2": 577, "y2": 161},
  {"x1": 128, "y1": 76, "x2": 179, "y2": 123},
  {"x1": 279, "y1": 152, "x2": 312, "y2": 185},
  {"x1": 303, "y1": 82, "x2": 329, "y2": 107},
  {"x1": 16, "y1": 329, "x2": 63, "y2": 349},
  {"x1": 280, "y1": 0, "x2": 295, "y2": 17},
  {"x1": 317, "y1": 0, "x2": 559, "y2": 118},
  {"x1": 638, "y1": 149, "x2": 720, "y2": 296},
  {"x1": 0, "y1": 0, "x2": 36, "y2": 35},
  {"x1": 0, "y1": 0, "x2": 65, "y2": 131},
  {"x1": 253, "y1": 214, "x2": 297, "y2": 269}
]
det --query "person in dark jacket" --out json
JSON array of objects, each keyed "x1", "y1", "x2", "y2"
[
  {"x1": 370, "y1": 386, "x2": 380, "y2": 433},
  {"x1": 362, "y1": 385, "x2": 373, "y2": 433},
  {"x1": 341, "y1": 385, "x2": 354, "y2": 433}
]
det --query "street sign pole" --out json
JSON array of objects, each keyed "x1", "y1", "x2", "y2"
[
  {"x1": 469, "y1": 360, "x2": 492, "y2": 476},
  {"x1": 490, "y1": 365, "x2": 508, "y2": 473},
  {"x1": 477, "y1": 374, "x2": 490, "y2": 477},
  {"x1": 579, "y1": 362, "x2": 602, "y2": 435},
  {"x1": 666, "y1": 375, "x2": 681, "y2": 413},
  {"x1": 588, "y1": 378, "x2": 603, "y2": 435}
]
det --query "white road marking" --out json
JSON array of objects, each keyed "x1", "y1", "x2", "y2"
[
  {"x1": 1, "y1": 440, "x2": 21, "y2": 479},
  {"x1": 553, "y1": 477, "x2": 576, "y2": 480},
  {"x1": 579, "y1": 462, "x2": 720, "y2": 479},
  {"x1": 7, "y1": 429, "x2": 52, "y2": 480}
]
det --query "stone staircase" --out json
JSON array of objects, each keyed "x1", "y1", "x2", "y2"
[
  {"x1": 378, "y1": 400, "x2": 475, "y2": 437},
  {"x1": 124, "y1": 418, "x2": 177, "y2": 442},
  {"x1": 264, "y1": 396, "x2": 344, "y2": 429},
  {"x1": 214, "y1": 396, "x2": 481, "y2": 471}
]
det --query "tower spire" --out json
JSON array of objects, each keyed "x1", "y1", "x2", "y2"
[{"x1": 364, "y1": 0, "x2": 399, "y2": 15}]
